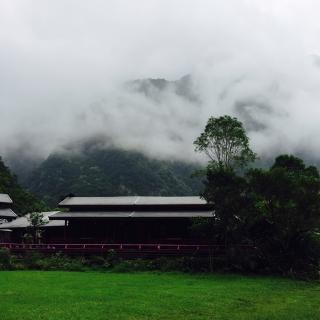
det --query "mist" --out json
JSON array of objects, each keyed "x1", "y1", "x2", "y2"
[{"x1": 1, "y1": 0, "x2": 320, "y2": 166}]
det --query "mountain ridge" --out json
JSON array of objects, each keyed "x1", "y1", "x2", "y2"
[{"x1": 22, "y1": 146, "x2": 203, "y2": 207}]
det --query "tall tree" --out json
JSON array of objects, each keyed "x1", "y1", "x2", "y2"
[
  {"x1": 194, "y1": 115, "x2": 256, "y2": 260},
  {"x1": 194, "y1": 115, "x2": 256, "y2": 169}
]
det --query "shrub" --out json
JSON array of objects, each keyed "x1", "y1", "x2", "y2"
[
  {"x1": 37, "y1": 253, "x2": 87, "y2": 271},
  {"x1": 104, "y1": 249, "x2": 120, "y2": 268},
  {"x1": 23, "y1": 251, "x2": 43, "y2": 269},
  {"x1": 150, "y1": 256, "x2": 210, "y2": 273},
  {"x1": 88, "y1": 255, "x2": 106, "y2": 267},
  {"x1": 112, "y1": 259, "x2": 153, "y2": 272},
  {"x1": 0, "y1": 248, "x2": 12, "y2": 269}
]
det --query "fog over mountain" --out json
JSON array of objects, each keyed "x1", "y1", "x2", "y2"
[{"x1": 2, "y1": 1, "x2": 320, "y2": 168}]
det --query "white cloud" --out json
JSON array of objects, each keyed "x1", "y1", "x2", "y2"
[{"x1": 1, "y1": 0, "x2": 320, "y2": 164}]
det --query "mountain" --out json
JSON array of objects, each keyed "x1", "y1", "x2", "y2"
[
  {"x1": 24, "y1": 146, "x2": 203, "y2": 207},
  {"x1": 5, "y1": 76, "x2": 204, "y2": 208},
  {"x1": 126, "y1": 74, "x2": 200, "y2": 103},
  {"x1": 0, "y1": 157, "x2": 47, "y2": 215}
]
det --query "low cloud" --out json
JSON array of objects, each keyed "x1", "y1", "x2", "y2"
[{"x1": 1, "y1": 1, "x2": 320, "y2": 166}]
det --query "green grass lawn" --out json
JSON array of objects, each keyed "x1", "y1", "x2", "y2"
[{"x1": 0, "y1": 271, "x2": 319, "y2": 320}]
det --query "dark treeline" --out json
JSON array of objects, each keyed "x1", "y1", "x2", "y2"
[{"x1": 194, "y1": 115, "x2": 320, "y2": 278}]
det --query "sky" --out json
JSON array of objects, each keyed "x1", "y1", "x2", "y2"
[{"x1": 1, "y1": 0, "x2": 320, "y2": 164}]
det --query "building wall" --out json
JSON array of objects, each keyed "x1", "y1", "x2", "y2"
[
  {"x1": 65, "y1": 218, "x2": 196, "y2": 243},
  {"x1": 5, "y1": 227, "x2": 65, "y2": 243},
  {"x1": 0, "y1": 231, "x2": 11, "y2": 242}
]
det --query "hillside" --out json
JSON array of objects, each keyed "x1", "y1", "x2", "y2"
[
  {"x1": 126, "y1": 74, "x2": 200, "y2": 103},
  {"x1": 0, "y1": 157, "x2": 46, "y2": 215},
  {"x1": 24, "y1": 147, "x2": 203, "y2": 207}
]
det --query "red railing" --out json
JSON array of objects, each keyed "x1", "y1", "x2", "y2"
[{"x1": 0, "y1": 242, "x2": 254, "y2": 256}]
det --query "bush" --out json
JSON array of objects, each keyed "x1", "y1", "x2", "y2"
[
  {"x1": 151, "y1": 257, "x2": 210, "y2": 273},
  {"x1": 104, "y1": 249, "x2": 120, "y2": 268},
  {"x1": 16, "y1": 252, "x2": 87, "y2": 271},
  {"x1": 3, "y1": 247, "x2": 317, "y2": 277},
  {"x1": 224, "y1": 246, "x2": 262, "y2": 273},
  {"x1": 88, "y1": 255, "x2": 106, "y2": 267},
  {"x1": 0, "y1": 249, "x2": 213, "y2": 273},
  {"x1": 37, "y1": 253, "x2": 87, "y2": 271},
  {"x1": 23, "y1": 251, "x2": 43, "y2": 269},
  {"x1": 0, "y1": 248, "x2": 12, "y2": 269},
  {"x1": 112, "y1": 259, "x2": 153, "y2": 272}
]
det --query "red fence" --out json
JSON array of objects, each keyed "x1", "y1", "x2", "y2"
[{"x1": 0, "y1": 242, "x2": 254, "y2": 257}]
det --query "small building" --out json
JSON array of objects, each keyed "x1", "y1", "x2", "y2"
[
  {"x1": 0, "y1": 194, "x2": 17, "y2": 222},
  {"x1": 0, "y1": 212, "x2": 65, "y2": 243},
  {"x1": 49, "y1": 196, "x2": 213, "y2": 244},
  {"x1": 0, "y1": 194, "x2": 17, "y2": 242}
]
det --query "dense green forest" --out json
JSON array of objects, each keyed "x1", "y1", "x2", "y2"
[
  {"x1": 22, "y1": 147, "x2": 202, "y2": 207},
  {"x1": 0, "y1": 157, "x2": 46, "y2": 215}
]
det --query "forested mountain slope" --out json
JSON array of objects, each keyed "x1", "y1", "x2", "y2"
[
  {"x1": 24, "y1": 147, "x2": 203, "y2": 207},
  {"x1": 0, "y1": 157, "x2": 46, "y2": 215}
]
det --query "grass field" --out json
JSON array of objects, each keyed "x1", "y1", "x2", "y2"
[{"x1": 0, "y1": 271, "x2": 319, "y2": 320}]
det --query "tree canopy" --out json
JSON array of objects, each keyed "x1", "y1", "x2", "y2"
[
  {"x1": 199, "y1": 153, "x2": 320, "y2": 276},
  {"x1": 26, "y1": 212, "x2": 47, "y2": 243},
  {"x1": 194, "y1": 115, "x2": 256, "y2": 169}
]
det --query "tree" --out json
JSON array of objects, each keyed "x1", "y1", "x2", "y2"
[
  {"x1": 194, "y1": 115, "x2": 256, "y2": 169},
  {"x1": 25, "y1": 212, "x2": 47, "y2": 243},
  {"x1": 201, "y1": 166, "x2": 249, "y2": 246},
  {"x1": 193, "y1": 115, "x2": 256, "y2": 268},
  {"x1": 245, "y1": 155, "x2": 320, "y2": 275},
  {"x1": 196, "y1": 150, "x2": 320, "y2": 276},
  {"x1": 197, "y1": 166, "x2": 257, "y2": 272}
]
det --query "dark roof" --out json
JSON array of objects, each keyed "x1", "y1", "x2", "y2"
[
  {"x1": 0, "y1": 194, "x2": 13, "y2": 204},
  {"x1": 0, "y1": 212, "x2": 64, "y2": 229},
  {"x1": 59, "y1": 196, "x2": 206, "y2": 207},
  {"x1": 50, "y1": 210, "x2": 213, "y2": 220},
  {"x1": 0, "y1": 208, "x2": 17, "y2": 218}
]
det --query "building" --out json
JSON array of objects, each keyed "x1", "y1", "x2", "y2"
[
  {"x1": 0, "y1": 193, "x2": 17, "y2": 222},
  {"x1": 0, "y1": 194, "x2": 17, "y2": 242},
  {"x1": 49, "y1": 196, "x2": 213, "y2": 244},
  {"x1": 0, "y1": 196, "x2": 221, "y2": 256},
  {"x1": 0, "y1": 212, "x2": 65, "y2": 243}
]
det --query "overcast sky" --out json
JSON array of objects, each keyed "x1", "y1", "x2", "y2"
[{"x1": 1, "y1": 1, "x2": 320, "y2": 163}]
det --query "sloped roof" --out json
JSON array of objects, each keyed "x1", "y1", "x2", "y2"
[
  {"x1": 50, "y1": 210, "x2": 213, "y2": 220},
  {"x1": 59, "y1": 196, "x2": 206, "y2": 207},
  {"x1": 0, "y1": 212, "x2": 64, "y2": 229},
  {"x1": 0, "y1": 194, "x2": 13, "y2": 204},
  {"x1": 0, "y1": 208, "x2": 17, "y2": 218}
]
